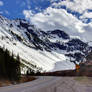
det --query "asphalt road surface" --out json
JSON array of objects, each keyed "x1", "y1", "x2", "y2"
[{"x1": 0, "y1": 77, "x2": 92, "y2": 92}]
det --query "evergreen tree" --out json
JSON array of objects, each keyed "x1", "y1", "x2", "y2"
[{"x1": 0, "y1": 47, "x2": 21, "y2": 81}]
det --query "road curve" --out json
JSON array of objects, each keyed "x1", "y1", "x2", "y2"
[{"x1": 0, "y1": 77, "x2": 92, "y2": 92}]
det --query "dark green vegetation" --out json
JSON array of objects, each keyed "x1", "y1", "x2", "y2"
[
  {"x1": 0, "y1": 46, "x2": 37, "y2": 86},
  {"x1": 0, "y1": 46, "x2": 21, "y2": 81},
  {"x1": 26, "y1": 68, "x2": 41, "y2": 76},
  {"x1": 0, "y1": 46, "x2": 41, "y2": 82}
]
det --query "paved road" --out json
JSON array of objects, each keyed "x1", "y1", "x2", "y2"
[{"x1": 0, "y1": 77, "x2": 92, "y2": 92}]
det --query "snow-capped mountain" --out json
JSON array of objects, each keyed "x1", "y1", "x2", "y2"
[{"x1": 0, "y1": 15, "x2": 91, "y2": 72}]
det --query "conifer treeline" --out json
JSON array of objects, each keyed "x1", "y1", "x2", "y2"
[{"x1": 0, "y1": 47, "x2": 21, "y2": 81}]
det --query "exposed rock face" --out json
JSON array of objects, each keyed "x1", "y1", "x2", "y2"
[{"x1": 0, "y1": 15, "x2": 92, "y2": 71}]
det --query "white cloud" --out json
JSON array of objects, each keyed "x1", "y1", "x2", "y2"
[
  {"x1": 0, "y1": 1, "x2": 3, "y2": 6},
  {"x1": 23, "y1": 0, "x2": 92, "y2": 43},
  {"x1": 23, "y1": 6, "x2": 92, "y2": 43},
  {"x1": 26, "y1": 7, "x2": 84, "y2": 34},
  {"x1": 35, "y1": 7, "x2": 42, "y2": 12},
  {"x1": 23, "y1": 10, "x2": 34, "y2": 19},
  {"x1": 4, "y1": 10, "x2": 10, "y2": 15},
  {"x1": 52, "y1": 0, "x2": 92, "y2": 13},
  {"x1": 51, "y1": 0, "x2": 92, "y2": 22},
  {"x1": 80, "y1": 12, "x2": 92, "y2": 19}
]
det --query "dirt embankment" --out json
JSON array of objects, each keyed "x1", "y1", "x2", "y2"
[{"x1": 0, "y1": 76, "x2": 36, "y2": 87}]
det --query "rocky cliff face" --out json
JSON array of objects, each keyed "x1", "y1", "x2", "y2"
[{"x1": 0, "y1": 15, "x2": 91, "y2": 72}]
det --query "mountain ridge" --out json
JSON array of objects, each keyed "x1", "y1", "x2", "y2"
[{"x1": 0, "y1": 15, "x2": 91, "y2": 72}]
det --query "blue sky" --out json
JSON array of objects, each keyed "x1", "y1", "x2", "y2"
[
  {"x1": 0, "y1": 0, "x2": 92, "y2": 26},
  {"x1": 0, "y1": 0, "x2": 92, "y2": 24},
  {"x1": 0, "y1": 0, "x2": 51, "y2": 19}
]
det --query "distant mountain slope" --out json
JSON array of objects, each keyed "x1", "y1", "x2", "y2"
[{"x1": 0, "y1": 15, "x2": 91, "y2": 72}]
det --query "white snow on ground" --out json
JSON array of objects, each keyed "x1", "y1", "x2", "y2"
[
  {"x1": 0, "y1": 16, "x2": 75, "y2": 72},
  {"x1": 0, "y1": 37, "x2": 75, "y2": 71}
]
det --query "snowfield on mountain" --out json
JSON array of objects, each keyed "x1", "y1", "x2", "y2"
[{"x1": 0, "y1": 15, "x2": 92, "y2": 72}]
